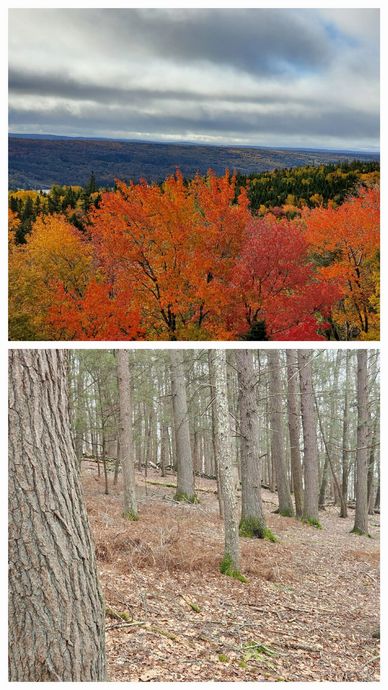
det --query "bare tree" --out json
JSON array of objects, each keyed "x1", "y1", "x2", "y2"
[
  {"x1": 267, "y1": 350, "x2": 294, "y2": 517},
  {"x1": 209, "y1": 350, "x2": 243, "y2": 579},
  {"x1": 236, "y1": 350, "x2": 268, "y2": 538},
  {"x1": 352, "y1": 350, "x2": 369, "y2": 535},
  {"x1": 8, "y1": 350, "x2": 106, "y2": 681},
  {"x1": 286, "y1": 350, "x2": 304, "y2": 518},
  {"x1": 170, "y1": 350, "x2": 196, "y2": 502},
  {"x1": 116, "y1": 349, "x2": 138, "y2": 519},
  {"x1": 298, "y1": 350, "x2": 320, "y2": 524}
]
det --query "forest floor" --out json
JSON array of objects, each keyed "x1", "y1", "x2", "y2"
[{"x1": 82, "y1": 464, "x2": 380, "y2": 682}]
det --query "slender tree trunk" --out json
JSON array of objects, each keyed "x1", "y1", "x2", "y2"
[
  {"x1": 286, "y1": 350, "x2": 304, "y2": 518},
  {"x1": 8, "y1": 350, "x2": 106, "y2": 681},
  {"x1": 267, "y1": 351, "x2": 294, "y2": 517},
  {"x1": 209, "y1": 350, "x2": 241, "y2": 574},
  {"x1": 298, "y1": 350, "x2": 320, "y2": 523},
  {"x1": 113, "y1": 439, "x2": 120, "y2": 486},
  {"x1": 208, "y1": 351, "x2": 224, "y2": 517},
  {"x1": 116, "y1": 349, "x2": 138, "y2": 519},
  {"x1": 340, "y1": 351, "x2": 351, "y2": 517},
  {"x1": 170, "y1": 350, "x2": 196, "y2": 501},
  {"x1": 236, "y1": 350, "x2": 266, "y2": 537},
  {"x1": 319, "y1": 351, "x2": 341, "y2": 508},
  {"x1": 102, "y1": 432, "x2": 109, "y2": 496},
  {"x1": 367, "y1": 415, "x2": 378, "y2": 514},
  {"x1": 353, "y1": 350, "x2": 369, "y2": 535}
]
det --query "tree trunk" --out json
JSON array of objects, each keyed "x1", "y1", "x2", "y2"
[
  {"x1": 286, "y1": 350, "x2": 303, "y2": 518},
  {"x1": 236, "y1": 350, "x2": 266, "y2": 537},
  {"x1": 298, "y1": 350, "x2": 320, "y2": 523},
  {"x1": 353, "y1": 350, "x2": 369, "y2": 535},
  {"x1": 209, "y1": 350, "x2": 241, "y2": 575},
  {"x1": 170, "y1": 350, "x2": 196, "y2": 502},
  {"x1": 8, "y1": 350, "x2": 106, "y2": 681},
  {"x1": 367, "y1": 414, "x2": 378, "y2": 514},
  {"x1": 208, "y1": 352, "x2": 224, "y2": 517},
  {"x1": 267, "y1": 350, "x2": 294, "y2": 517},
  {"x1": 116, "y1": 349, "x2": 138, "y2": 519},
  {"x1": 340, "y1": 350, "x2": 351, "y2": 517}
]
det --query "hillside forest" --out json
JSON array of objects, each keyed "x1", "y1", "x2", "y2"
[
  {"x1": 8, "y1": 162, "x2": 380, "y2": 342},
  {"x1": 9, "y1": 348, "x2": 380, "y2": 681}
]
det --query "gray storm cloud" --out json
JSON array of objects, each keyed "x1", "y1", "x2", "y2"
[{"x1": 8, "y1": 8, "x2": 380, "y2": 149}]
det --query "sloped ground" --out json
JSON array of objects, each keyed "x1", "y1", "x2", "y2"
[{"x1": 82, "y1": 464, "x2": 380, "y2": 682}]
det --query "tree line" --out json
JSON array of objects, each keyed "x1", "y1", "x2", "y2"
[
  {"x1": 68, "y1": 349, "x2": 379, "y2": 536},
  {"x1": 9, "y1": 171, "x2": 379, "y2": 341}
]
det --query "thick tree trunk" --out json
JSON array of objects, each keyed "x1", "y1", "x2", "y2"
[
  {"x1": 298, "y1": 350, "x2": 320, "y2": 523},
  {"x1": 353, "y1": 350, "x2": 369, "y2": 535},
  {"x1": 236, "y1": 350, "x2": 266, "y2": 536},
  {"x1": 116, "y1": 349, "x2": 138, "y2": 519},
  {"x1": 267, "y1": 350, "x2": 294, "y2": 517},
  {"x1": 210, "y1": 350, "x2": 240, "y2": 573},
  {"x1": 170, "y1": 350, "x2": 196, "y2": 501},
  {"x1": 286, "y1": 350, "x2": 304, "y2": 518},
  {"x1": 8, "y1": 350, "x2": 106, "y2": 681}
]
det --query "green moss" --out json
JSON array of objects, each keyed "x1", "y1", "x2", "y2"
[
  {"x1": 279, "y1": 508, "x2": 294, "y2": 518},
  {"x1": 218, "y1": 654, "x2": 229, "y2": 663},
  {"x1": 239, "y1": 517, "x2": 277, "y2": 542},
  {"x1": 219, "y1": 553, "x2": 248, "y2": 583},
  {"x1": 189, "y1": 602, "x2": 201, "y2": 613},
  {"x1": 122, "y1": 510, "x2": 139, "y2": 521},
  {"x1": 351, "y1": 526, "x2": 371, "y2": 537},
  {"x1": 241, "y1": 642, "x2": 277, "y2": 669},
  {"x1": 106, "y1": 607, "x2": 131, "y2": 622},
  {"x1": 239, "y1": 660, "x2": 248, "y2": 670},
  {"x1": 302, "y1": 517, "x2": 322, "y2": 529},
  {"x1": 174, "y1": 491, "x2": 199, "y2": 504}
]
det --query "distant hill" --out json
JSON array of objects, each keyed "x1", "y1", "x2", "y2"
[{"x1": 8, "y1": 134, "x2": 380, "y2": 189}]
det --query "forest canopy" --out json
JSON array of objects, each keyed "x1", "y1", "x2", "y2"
[{"x1": 8, "y1": 163, "x2": 380, "y2": 342}]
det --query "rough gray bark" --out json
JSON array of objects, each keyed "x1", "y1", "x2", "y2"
[
  {"x1": 286, "y1": 350, "x2": 304, "y2": 518},
  {"x1": 267, "y1": 350, "x2": 294, "y2": 517},
  {"x1": 236, "y1": 350, "x2": 266, "y2": 535},
  {"x1": 209, "y1": 350, "x2": 240, "y2": 572},
  {"x1": 298, "y1": 350, "x2": 320, "y2": 523},
  {"x1": 116, "y1": 349, "x2": 138, "y2": 519},
  {"x1": 8, "y1": 350, "x2": 106, "y2": 682},
  {"x1": 169, "y1": 350, "x2": 196, "y2": 501},
  {"x1": 353, "y1": 350, "x2": 369, "y2": 535}
]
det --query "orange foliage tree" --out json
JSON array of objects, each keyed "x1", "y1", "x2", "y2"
[
  {"x1": 9, "y1": 214, "x2": 92, "y2": 339},
  {"x1": 86, "y1": 171, "x2": 250, "y2": 340},
  {"x1": 303, "y1": 187, "x2": 380, "y2": 340}
]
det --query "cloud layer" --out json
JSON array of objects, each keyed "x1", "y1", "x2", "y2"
[{"x1": 8, "y1": 8, "x2": 380, "y2": 149}]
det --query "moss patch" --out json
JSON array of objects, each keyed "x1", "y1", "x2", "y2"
[
  {"x1": 351, "y1": 526, "x2": 371, "y2": 537},
  {"x1": 218, "y1": 654, "x2": 229, "y2": 663},
  {"x1": 106, "y1": 607, "x2": 131, "y2": 622},
  {"x1": 279, "y1": 508, "x2": 295, "y2": 518},
  {"x1": 174, "y1": 491, "x2": 199, "y2": 504},
  {"x1": 122, "y1": 510, "x2": 139, "y2": 521},
  {"x1": 302, "y1": 517, "x2": 322, "y2": 529},
  {"x1": 220, "y1": 553, "x2": 247, "y2": 583},
  {"x1": 239, "y1": 517, "x2": 277, "y2": 542}
]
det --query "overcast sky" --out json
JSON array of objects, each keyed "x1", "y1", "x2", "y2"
[{"x1": 9, "y1": 8, "x2": 379, "y2": 150}]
